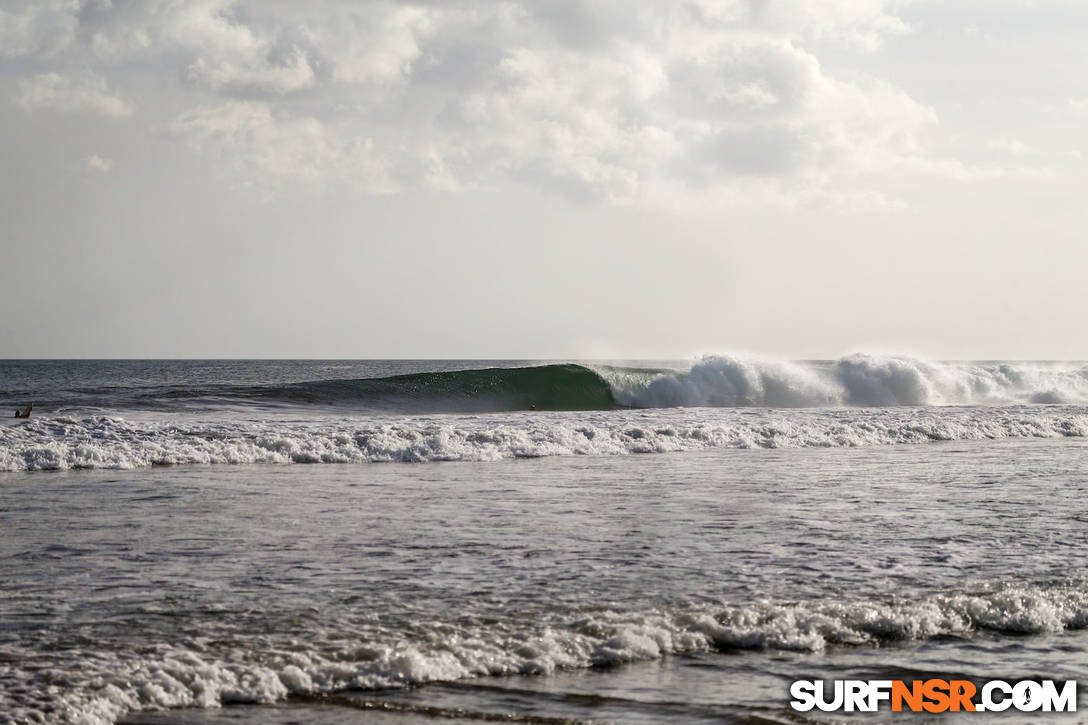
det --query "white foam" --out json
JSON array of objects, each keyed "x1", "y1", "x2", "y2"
[
  {"x1": 608, "y1": 354, "x2": 1088, "y2": 408},
  {"x1": 3, "y1": 582, "x2": 1086, "y2": 724},
  {"x1": 2, "y1": 405, "x2": 1088, "y2": 472}
]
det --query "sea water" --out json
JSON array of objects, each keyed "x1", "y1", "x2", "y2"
[{"x1": 1, "y1": 358, "x2": 1087, "y2": 724}]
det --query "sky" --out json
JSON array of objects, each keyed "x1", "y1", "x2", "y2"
[{"x1": 1, "y1": 0, "x2": 1087, "y2": 359}]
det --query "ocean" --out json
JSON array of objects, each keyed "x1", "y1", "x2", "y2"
[{"x1": 1, "y1": 356, "x2": 1087, "y2": 724}]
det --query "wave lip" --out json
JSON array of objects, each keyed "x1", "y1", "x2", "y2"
[
  {"x1": 610, "y1": 356, "x2": 839, "y2": 408},
  {"x1": 611, "y1": 354, "x2": 1088, "y2": 409}
]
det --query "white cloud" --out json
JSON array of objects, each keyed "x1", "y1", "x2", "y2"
[
  {"x1": 0, "y1": 0, "x2": 80, "y2": 58},
  {"x1": 91, "y1": 26, "x2": 151, "y2": 58},
  {"x1": 85, "y1": 154, "x2": 113, "y2": 172},
  {"x1": 769, "y1": 0, "x2": 911, "y2": 50},
  {"x1": 425, "y1": 12, "x2": 934, "y2": 202},
  {"x1": 4, "y1": 0, "x2": 949, "y2": 205},
  {"x1": 172, "y1": 101, "x2": 395, "y2": 193},
  {"x1": 169, "y1": 2, "x2": 316, "y2": 94},
  {"x1": 1069, "y1": 97, "x2": 1088, "y2": 115},
  {"x1": 186, "y1": 46, "x2": 315, "y2": 95},
  {"x1": 989, "y1": 136, "x2": 1030, "y2": 155},
  {"x1": 324, "y1": 5, "x2": 430, "y2": 84},
  {"x1": 17, "y1": 72, "x2": 134, "y2": 117}
]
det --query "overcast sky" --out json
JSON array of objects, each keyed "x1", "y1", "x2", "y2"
[{"x1": 1, "y1": 0, "x2": 1086, "y2": 359}]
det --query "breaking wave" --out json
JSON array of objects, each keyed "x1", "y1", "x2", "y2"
[
  {"x1": 608, "y1": 354, "x2": 1088, "y2": 408},
  {"x1": 263, "y1": 354, "x2": 1088, "y2": 410},
  {"x1": 5, "y1": 355, "x2": 1088, "y2": 472},
  {"x1": 5, "y1": 581, "x2": 1087, "y2": 724},
  {"x1": 8, "y1": 355, "x2": 1088, "y2": 415}
]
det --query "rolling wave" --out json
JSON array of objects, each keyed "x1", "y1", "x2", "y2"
[
  {"x1": 246, "y1": 355, "x2": 1088, "y2": 411},
  {"x1": 220, "y1": 355, "x2": 1088, "y2": 411},
  {"x1": 4, "y1": 355, "x2": 1088, "y2": 416},
  {"x1": 0, "y1": 364, "x2": 621, "y2": 414},
  {"x1": 244, "y1": 363, "x2": 619, "y2": 411}
]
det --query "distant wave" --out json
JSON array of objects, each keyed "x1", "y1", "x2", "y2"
[
  {"x1": 4, "y1": 406, "x2": 1088, "y2": 471},
  {"x1": 243, "y1": 363, "x2": 619, "y2": 411},
  {"x1": 204, "y1": 355, "x2": 1088, "y2": 411},
  {"x1": 4, "y1": 355, "x2": 1088, "y2": 416},
  {"x1": 0, "y1": 364, "x2": 620, "y2": 414}
]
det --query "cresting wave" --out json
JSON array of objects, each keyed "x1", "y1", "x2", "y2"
[
  {"x1": 611, "y1": 354, "x2": 1088, "y2": 408},
  {"x1": 9, "y1": 355, "x2": 1088, "y2": 415},
  {"x1": 204, "y1": 364, "x2": 619, "y2": 412},
  {"x1": 239, "y1": 355, "x2": 1088, "y2": 410},
  {"x1": 4, "y1": 582, "x2": 1086, "y2": 725},
  {"x1": 3, "y1": 406, "x2": 1088, "y2": 471}
]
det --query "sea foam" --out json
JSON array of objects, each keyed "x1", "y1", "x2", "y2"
[
  {"x1": 2, "y1": 404, "x2": 1088, "y2": 471},
  {"x1": 3, "y1": 581, "x2": 1086, "y2": 725},
  {"x1": 608, "y1": 354, "x2": 1088, "y2": 408}
]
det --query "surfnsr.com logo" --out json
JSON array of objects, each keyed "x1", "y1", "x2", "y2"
[{"x1": 790, "y1": 679, "x2": 1077, "y2": 713}]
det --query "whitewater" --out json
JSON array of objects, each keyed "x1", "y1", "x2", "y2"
[
  {"x1": 607, "y1": 353, "x2": 1088, "y2": 407},
  {"x1": 2, "y1": 358, "x2": 1087, "y2": 724},
  {"x1": 3, "y1": 405, "x2": 1088, "y2": 472},
  {"x1": 4, "y1": 355, "x2": 1088, "y2": 472}
]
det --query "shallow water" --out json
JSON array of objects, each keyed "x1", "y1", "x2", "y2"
[{"x1": 3, "y1": 437, "x2": 1087, "y2": 723}]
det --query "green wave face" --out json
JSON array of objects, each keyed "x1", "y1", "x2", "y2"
[
  {"x1": 370, "y1": 364, "x2": 618, "y2": 412},
  {"x1": 257, "y1": 364, "x2": 620, "y2": 413}
]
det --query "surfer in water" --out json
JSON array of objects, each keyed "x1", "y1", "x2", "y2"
[{"x1": 13, "y1": 403, "x2": 32, "y2": 419}]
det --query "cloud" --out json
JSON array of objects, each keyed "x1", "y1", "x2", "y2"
[
  {"x1": 989, "y1": 136, "x2": 1030, "y2": 155},
  {"x1": 172, "y1": 101, "x2": 396, "y2": 192},
  {"x1": 17, "y1": 72, "x2": 134, "y2": 117},
  {"x1": 1069, "y1": 97, "x2": 1088, "y2": 115},
  {"x1": 4, "y1": 0, "x2": 946, "y2": 205},
  {"x1": 169, "y1": 2, "x2": 317, "y2": 94},
  {"x1": 755, "y1": 0, "x2": 911, "y2": 50},
  {"x1": 186, "y1": 46, "x2": 315, "y2": 95},
  {"x1": 0, "y1": 0, "x2": 80, "y2": 58},
  {"x1": 85, "y1": 154, "x2": 113, "y2": 172},
  {"x1": 424, "y1": 12, "x2": 933, "y2": 202},
  {"x1": 322, "y1": 5, "x2": 430, "y2": 84}
]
